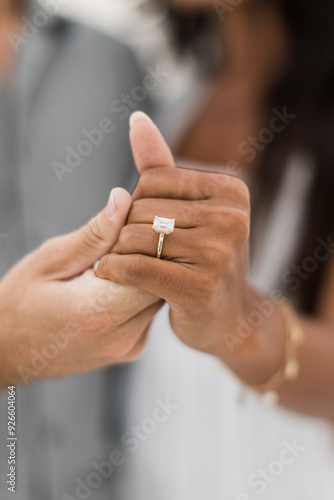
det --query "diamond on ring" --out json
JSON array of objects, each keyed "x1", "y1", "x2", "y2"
[
  {"x1": 153, "y1": 216, "x2": 175, "y2": 259},
  {"x1": 152, "y1": 216, "x2": 175, "y2": 234}
]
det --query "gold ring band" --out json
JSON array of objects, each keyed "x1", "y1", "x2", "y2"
[{"x1": 157, "y1": 233, "x2": 165, "y2": 259}]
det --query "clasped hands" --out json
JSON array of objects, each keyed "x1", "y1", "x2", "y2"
[
  {"x1": 0, "y1": 112, "x2": 252, "y2": 387},
  {"x1": 96, "y1": 112, "x2": 251, "y2": 359}
]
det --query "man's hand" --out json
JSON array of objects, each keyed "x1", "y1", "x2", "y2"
[
  {"x1": 0, "y1": 187, "x2": 161, "y2": 387},
  {"x1": 96, "y1": 113, "x2": 251, "y2": 358}
]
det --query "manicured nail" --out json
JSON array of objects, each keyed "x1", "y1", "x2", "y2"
[
  {"x1": 129, "y1": 111, "x2": 153, "y2": 129},
  {"x1": 93, "y1": 260, "x2": 100, "y2": 273},
  {"x1": 105, "y1": 189, "x2": 117, "y2": 218}
]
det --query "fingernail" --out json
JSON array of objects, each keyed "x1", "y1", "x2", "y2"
[
  {"x1": 105, "y1": 189, "x2": 117, "y2": 218},
  {"x1": 93, "y1": 260, "x2": 100, "y2": 273},
  {"x1": 129, "y1": 111, "x2": 153, "y2": 129}
]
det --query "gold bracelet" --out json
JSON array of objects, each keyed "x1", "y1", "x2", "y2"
[{"x1": 247, "y1": 300, "x2": 305, "y2": 396}]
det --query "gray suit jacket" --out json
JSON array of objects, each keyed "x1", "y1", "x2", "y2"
[{"x1": 0, "y1": 5, "x2": 152, "y2": 499}]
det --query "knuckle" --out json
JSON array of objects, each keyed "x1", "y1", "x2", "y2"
[
  {"x1": 204, "y1": 241, "x2": 225, "y2": 268},
  {"x1": 134, "y1": 167, "x2": 161, "y2": 199},
  {"x1": 210, "y1": 244, "x2": 234, "y2": 272},
  {"x1": 197, "y1": 273, "x2": 219, "y2": 309},
  {"x1": 122, "y1": 255, "x2": 147, "y2": 284},
  {"x1": 138, "y1": 168, "x2": 151, "y2": 187},
  {"x1": 99, "y1": 254, "x2": 146, "y2": 285},
  {"x1": 214, "y1": 175, "x2": 251, "y2": 211},
  {"x1": 229, "y1": 177, "x2": 251, "y2": 210},
  {"x1": 97, "y1": 253, "x2": 113, "y2": 279},
  {"x1": 83, "y1": 217, "x2": 105, "y2": 251},
  {"x1": 210, "y1": 173, "x2": 233, "y2": 195},
  {"x1": 202, "y1": 176, "x2": 221, "y2": 198},
  {"x1": 219, "y1": 207, "x2": 250, "y2": 245},
  {"x1": 84, "y1": 311, "x2": 113, "y2": 336},
  {"x1": 94, "y1": 286, "x2": 115, "y2": 311},
  {"x1": 117, "y1": 224, "x2": 137, "y2": 249},
  {"x1": 128, "y1": 200, "x2": 143, "y2": 222},
  {"x1": 234, "y1": 211, "x2": 251, "y2": 244},
  {"x1": 193, "y1": 231, "x2": 217, "y2": 262},
  {"x1": 184, "y1": 202, "x2": 202, "y2": 226},
  {"x1": 205, "y1": 202, "x2": 225, "y2": 221}
]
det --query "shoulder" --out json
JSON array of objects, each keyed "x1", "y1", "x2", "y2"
[
  {"x1": 52, "y1": 18, "x2": 141, "y2": 81},
  {"x1": 21, "y1": 6, "x2": 142, "y2": 90},
  {"x1": 64, "y1": 21, "x2": 136, "y2": 62}
]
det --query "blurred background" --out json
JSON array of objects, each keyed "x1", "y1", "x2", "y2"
[
  {"x1": 45, "y1": 0, "x2": 193, "y2": 94},
  {"x1": 1, "y1": 2, "x2": 334, "y2": 499},
  {"x1": 51, "y1": 0, "x2": 148, "y2": 36},
  {"x1": 42, "y1": 0, "x2": 167, "y2": 62}
]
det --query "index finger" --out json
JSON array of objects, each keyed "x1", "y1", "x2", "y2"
[{"x1": 132, "y1": 165, "x2": 249, "y2": 205}]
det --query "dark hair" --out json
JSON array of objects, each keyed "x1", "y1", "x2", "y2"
[{"x1": 160, "y1": 0, "x2": 334, "y2": 313}]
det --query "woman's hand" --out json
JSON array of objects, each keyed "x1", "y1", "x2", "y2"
[
  {"x1": 96, "y1": 114, "x2": 252, "y2": 360},
  {"x1": 0, "y1": 187, "x2": 161, "y2": 387},
  {"x1": 97, "y1": 114, "x2": 334, "y2": 422}
]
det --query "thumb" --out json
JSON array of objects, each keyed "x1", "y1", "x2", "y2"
[
  {"x1": 129, "y1": 111, "x2": 175, "y2": 174},
  {"x1": 38, "y1": 187, "x2": 132, "y2": 279}
]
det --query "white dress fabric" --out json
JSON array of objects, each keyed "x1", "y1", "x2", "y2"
[
  {"x1": 117, "y1": 307, "x2": 334, "y2": 500},
  {"x1": 113, "y1": 83, "x2": 334, "y2": 499}
]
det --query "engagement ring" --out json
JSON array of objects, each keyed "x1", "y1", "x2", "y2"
[{"x1": 152, "y1": 216, "x2": 175, "y2": 259}]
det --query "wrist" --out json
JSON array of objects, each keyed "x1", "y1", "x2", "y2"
[{"x1": 218, "y1": 288, "x2": 286, "y2": 385}]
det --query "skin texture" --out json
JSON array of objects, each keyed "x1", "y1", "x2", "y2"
[
  {"x1": 0, "y1": 188, "x2": 162, "y2": 387},
  {"x1": 97, "y1": 117, "x2": 274, "y2": 368},
  {"x1": 107, "y1": 120, "x2": 251, "y2": 357},
  {"x1": 2, "y1": 0, "x2": 334, "y2": 422}
]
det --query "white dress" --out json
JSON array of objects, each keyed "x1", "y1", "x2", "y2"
[{"x1": 112, "y1": 85, "x2": 334, "y2": 499}]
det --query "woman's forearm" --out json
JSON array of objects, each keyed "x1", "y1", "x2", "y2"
[{"x1": 221, "y1": 289, "x2": 334, "y2": 421}]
